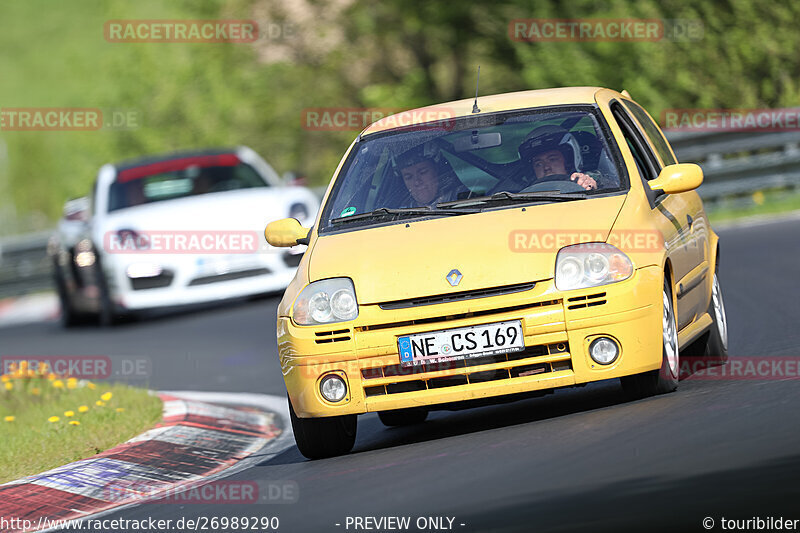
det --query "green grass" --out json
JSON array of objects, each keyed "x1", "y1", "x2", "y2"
[
  {"x1": 0, "y1": 372, "x2": 162, "y2": 484},
  {"x1": 707, "y1": 190, "x2": 800, "y2": 224}
]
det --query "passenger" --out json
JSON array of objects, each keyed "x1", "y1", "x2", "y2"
[{"x1": 396, "y1": 146, "x2": 467, "y2": 207}]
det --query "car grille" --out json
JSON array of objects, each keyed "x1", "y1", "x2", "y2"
[
  {"x1": 361, "y1": 342, "x2": 571, "y2": 397},
  {"x1": 378, "y1": 282, "x2": 536, "y2": 310},
  {"x1": 315, "y1": 328, "x2": 351, "y2": 344},
  {"x1": 358, "y1": 298, "x2": 561, "y2": 333},
  {"x1": 188, "y1": 268, "x2": 270, "y2": 286},
  {"x1": 566, "y1": 291, "x2": 607, "y2": 310},
  {"x1": 130, "y1": 271, "x2": 175, "y2": 290}
]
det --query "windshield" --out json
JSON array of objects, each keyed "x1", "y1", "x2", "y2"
[
  {"x1": 319, "y1": 106, "x2": 626, "y2": 232},
  {"x1": 108, "y1": 158, "x2": 268, "y2": 212}
]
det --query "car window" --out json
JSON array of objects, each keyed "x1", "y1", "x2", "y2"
[
  {"x1": 623, "y1": 100, "x2": 677, "y2": 167},
  {"x1": 320, "y1": 106, "x2": 626, "y2": 232},
  {"x1": 107, "y1": 161, "x2": 267, "y2": 212},
  {"x1": 611, "y1": 102, "x2": 660, "y2": 182}
]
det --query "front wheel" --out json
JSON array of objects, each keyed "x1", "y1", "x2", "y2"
[
  {"x1": 621, "y1": 276, "x2": 680, "y2": 398},
  {"x1": 289, "y1": 398, "x2": 357, "y2": 459},
  {"x1": 684, "y1": 272, "x2": 729, "y2": 366}
]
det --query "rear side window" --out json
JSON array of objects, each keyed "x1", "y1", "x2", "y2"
[{"x1": 623, "y1": 101, "x2": 677, "y2": 167}]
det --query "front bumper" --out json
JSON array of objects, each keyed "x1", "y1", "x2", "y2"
[
  {"x1": 106, "y1": 251, "x2": 300, "y2": 311},
  {"x1": 280, "y1": 266, "x2": 663, "y2": 418}
]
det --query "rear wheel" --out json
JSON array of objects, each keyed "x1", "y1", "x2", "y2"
[
  {"x1": 621, "y1": 276, "x2": 680, "y2": 398},
  {"x1": 289, "y1": 397, "x2": 357, "y2": 459},
  {"x1": 378, "y1": 407, "x2": 428, "y2": 427}
]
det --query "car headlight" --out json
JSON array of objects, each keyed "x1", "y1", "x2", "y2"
[
  {"x1": 555, "y1": 243, "x2": 633, "y2": 291},
  {"x1": 293, "y1": 278, "x2": 358, "y2": 325}
]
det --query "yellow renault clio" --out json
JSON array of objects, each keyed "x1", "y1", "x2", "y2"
[{"x1": 266, "y1": 87, "x2": 729, "y2": 459}]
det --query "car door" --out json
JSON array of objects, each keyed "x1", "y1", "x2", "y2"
[
  {"x1": 621, "y1": 100, "x2": 711, "y2": 324},
  {"x1": 609, "y1": 101, "x2": 704, "y2": 330}
]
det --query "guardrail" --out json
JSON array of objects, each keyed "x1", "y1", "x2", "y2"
[
  {"x1": 2, "y1": 130, "x2": 799, "y2": 299},
  {"x1": 0, "y1": 231, "x2": 52, "y2": 299}
]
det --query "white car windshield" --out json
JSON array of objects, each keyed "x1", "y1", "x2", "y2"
[
  {"x1": 108, "y1": 156, "x2": 268, "y2": 212},
  {"x1": 319, "y1": 107, "x2": 626, "y2": 232}
]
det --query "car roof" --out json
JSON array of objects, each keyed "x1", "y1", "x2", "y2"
[
  {"x1": 361, "y1": 86, "x2": 615, "y2": 137},
  {"x1": 113, "y1": 147, "x2": 240, "y2": 172}
]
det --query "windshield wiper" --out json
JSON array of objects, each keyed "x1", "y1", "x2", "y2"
[
  {"x1": 330, "y1": 206, "x2": 477, "y2": 225},
  {"x1": 437, "y1": 190, "x2": 587, "y2": 209}
]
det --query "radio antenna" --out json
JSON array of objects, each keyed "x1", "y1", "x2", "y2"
[{"x1": 471, "y1": 66, "x2": 481, "y2": 114}]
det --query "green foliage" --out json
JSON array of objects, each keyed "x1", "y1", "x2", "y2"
[{"x1": 0, "y1": 0, "x2": 798, "y2": 227}]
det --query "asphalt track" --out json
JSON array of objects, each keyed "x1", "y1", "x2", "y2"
[{"x1": 2, "y1": 216, "x2": 799, "y2": 532}]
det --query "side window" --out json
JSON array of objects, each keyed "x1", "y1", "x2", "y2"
[
  {"x1": 623, "y1": 100, "x2": 678, "y2": 167},
  {"x1": 611, "y1": 102, "x2": 660, "y2": 182}
]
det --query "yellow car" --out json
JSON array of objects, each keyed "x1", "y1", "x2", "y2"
[{"x1": 266, "y1": 87, "x2": 729, "y2": 459}]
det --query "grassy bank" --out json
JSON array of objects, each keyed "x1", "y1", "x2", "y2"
[{"x1": 0, "y1": 363, "x2": 162, "y2": 484}]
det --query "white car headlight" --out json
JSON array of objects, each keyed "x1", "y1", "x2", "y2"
[
  {"x1": 293, "y1": 278, "x2": 358, "y2": 325},
  {"x1": 555, "y1": 243, "x2": 633, "y2": 291}
]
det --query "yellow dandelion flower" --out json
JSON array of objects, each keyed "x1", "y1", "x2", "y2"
[
  {"x1": 4, "y1": 415, "x2": 14, "y2": 422},
  {"x1": 69, "y1": 420, "x2": 80, "y2": 426},
  {"x1": 48, "y1": 416, "x2": 60, "y2": 423},
  {"x1": 1, "y1": 375, "x2": 9, "y2": 382},
  {"x1": 95, "y1": 400, "x2": 105, "y2": 407},
  {"x1": 87, "y1": 382, "x2": 97, "y2": 390},
  {"x1": 66, "y1": 380, "x2": 77, "y2": 390},
  {"x1": 4, "y1": 382, "x2": 12, "y2": 391},
  {"x1": 78, "y1": 405, "x2": 89, "y2": 413},
  {"x1": 115, "y1": 408, "x2": 125, "y2": 413},
  {"x1": 26, "y1": 369, "x2": 36, "y2": 378},
  {"x1": 47, "y1": 373, "x2": 57, "y2": 381},
  {"x1": 64, "y1": 410, "x2": 75, "y2": 417},
  {"x1": 100, "y1": 392, "x2": 113, "y2": 402},
  {"x1": 53, "y1": 380, "x2": 64, "y2": 389},
  {"x1": 31, "y1": 387, "x2": 41, "y2": 395}
]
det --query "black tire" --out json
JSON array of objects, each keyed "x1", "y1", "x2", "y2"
[
  {"x1": 53, "y1": 261, "x2": 86, "y2": 327},
  {"x1": 94, "y1": 256, "x2": 118, "y2": 327},
  {"x1": 621, "y1": 275, "x2": 680, "y2": 398},
  {"x1": 683, "y1": 272, "x2": 729, "y2": 366},
  {"x1": 288, "y1": 397, "x2": 357, "y2": 459},
  {"x1": 378, "y1": 407, "x2": 428, "y2": 427}
]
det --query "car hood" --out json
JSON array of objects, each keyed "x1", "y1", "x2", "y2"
[{"x1": 309, "y1": 195, "x2": 627, "y2": 304}]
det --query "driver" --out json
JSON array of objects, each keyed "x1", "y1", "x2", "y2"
[{"x1": 518, "y1": 125, "x2": 599, "y2": 191}]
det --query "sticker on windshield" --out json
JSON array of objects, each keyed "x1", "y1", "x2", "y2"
[{"x1": 340, "y1": 206, "x2": 357, "y2": 217}]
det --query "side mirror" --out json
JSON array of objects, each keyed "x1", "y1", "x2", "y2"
[
  {"x1": 265, "y1": 218, "x2": 310, "y2": 247},
  {"x1": 649, "y1": 163, "x2": 703, "y2": 194}
]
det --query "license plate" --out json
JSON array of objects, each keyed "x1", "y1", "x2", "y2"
[{"x1": 398, "y1": 320, "x2": 524, "y2": 367}]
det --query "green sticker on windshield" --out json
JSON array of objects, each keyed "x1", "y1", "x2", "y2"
[{"x1": 340, "y1": 206, "x2": 357, "y2": 217}]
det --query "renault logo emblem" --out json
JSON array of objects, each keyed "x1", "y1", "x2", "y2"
[{"x1": 446, "y1": 269, "x2": 462, "y2": 287}]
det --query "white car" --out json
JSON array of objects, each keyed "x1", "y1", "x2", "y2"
[{"x1": 50, "y1": 146, "x2": 319, "y2": 326}]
